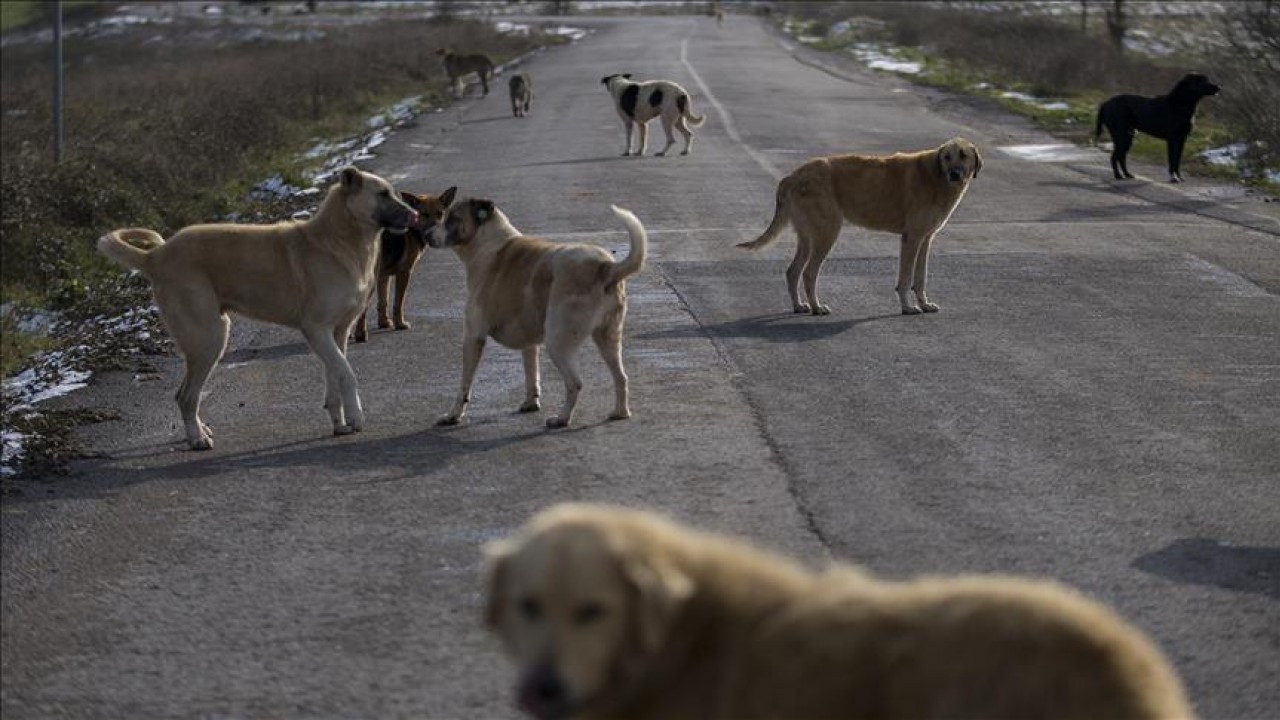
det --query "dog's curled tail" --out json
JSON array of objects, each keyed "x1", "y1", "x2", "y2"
[
  {"x1": 97, "y1": 228, "x2": 165, "y2": 276},
  {"x1": 605, "y1": 205, "x2": 647, "y2": 288},
  {"x1": 737, "y1": 176, "x2": 792, "y2": 251},
  {"x1": 677, "y1": 93, "x2": 706, "y2": 127}
]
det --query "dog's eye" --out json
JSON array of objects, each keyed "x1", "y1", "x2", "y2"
[
  {"x1": 573, "y1": 602, "x2": 606, "y2": 626},
  {"x1": 518, "y1": 596, "x2": 542, "y2": 622}
]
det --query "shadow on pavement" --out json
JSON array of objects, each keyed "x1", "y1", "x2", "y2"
[
  {"x1": 637, "y1": 312, "x2": 898, "y2": 344},
  {"x1": 1133, "y1": 538, "x2": 1280, "y2": 600}
]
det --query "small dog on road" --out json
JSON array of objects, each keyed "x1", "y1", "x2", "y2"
[
  {"x1": 1095, "y1": 72, "x2": 1220, "y2": 183},
  {"x1": 98, "y1": 168, "x2": 419, "y2": 450},
  {"x1": 428, "y1": 199, "x2": 647, "y2": 428},
  {"x1": 509, "y1": 73, "x2": 532, "y2": 117},
  {"x1": 601, "y1": 74, "x2": 706, "y2": 156},
  {"x1": 352, "y1": 187, "x2": 456, "y2": 343},
  {"x1": 740, "y1": 138, "x2": 981, "y2": 316},
  {"x1": 485, "y1": 503, "x2": 1194, "y2": 720}
]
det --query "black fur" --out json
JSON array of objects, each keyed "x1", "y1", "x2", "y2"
[
  {"x1": 620, "y1": 85, "x2": 639, "y2": 119},
  {"x1": 649, "y1": 88, "x2": 663, "y2": 107},
  {"x1": 1094, "y1": 72, "x2": 1220, "y2": 183},
  {"x1": 676, "y1": 93, "x2": 689, "y2": 114}
]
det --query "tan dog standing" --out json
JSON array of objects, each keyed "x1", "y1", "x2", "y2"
[
  {"x1": 352, "y1": 187, "x2": 456, "y2": 343},
  {"x1": 97, "y1": 168, "x2": 418, "y2": 450},
  {"x1": 428, "y1": 200, "x2": 646, "y2": 428},
  {"x1": 739, "y1": 137, "x2": 982, "y2": 315},
  {"x1": 485, "y1": 503, "x2": 1194, "y2": 720}
]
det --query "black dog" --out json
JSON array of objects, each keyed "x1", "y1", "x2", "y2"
[{"x1": 1094, "y1": 73, "x2": 1219, "y2": 183}]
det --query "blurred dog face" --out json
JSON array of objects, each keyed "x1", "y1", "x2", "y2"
[
  {"x1": 1173, "y1": 72, "x2": 1220, "y2": 101},
  {"x1": 937, "y1": 137, "x2": 982, "y2": 185},
  {"x1": 397, "y1": 187, "x2": 456, "y2": 238},
  {"x1": 427, "y1": 197, "x2": 495, "y2": 249},
  {"x1": 338, "y1": 167, "x2": 420, "y2": 233},
  {"x1": 485, "y1": 511, "x2": 692, "y2": 720}
]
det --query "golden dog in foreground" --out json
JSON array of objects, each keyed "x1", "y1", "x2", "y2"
[
  {"x1": 485, "y1": 504, "x2": 1193, "y2": 720},
  {"x1": 740, "y1": 137, "x2": 981, "y2": 316}
]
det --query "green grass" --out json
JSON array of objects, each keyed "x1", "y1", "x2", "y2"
[{"x1": 0, "y1": 1, "x2": 100, "y2": 32}]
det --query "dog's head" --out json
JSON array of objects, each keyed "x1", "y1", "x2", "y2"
[
  {"x1": 427, "y1": 197, "x2": 502, "y2": 249},
  {"x1": 600, "y1": 73, "x2": 633, "y2": 89},
  {"x1": 398, "y1": 187, "x2": 457, "y2": 242},
  {"x1": 1171, "y1": 72, "x2": 1220, "y2": 102},
  {"x1": 936, "y1": 137, "x2": 982, "y2": 185},
  {"x1": 337, "y1": 167, "x2": 420, "y2": 233},
  {"x1": 485, "y1": 505, "x2": 693, "y2": 720}
]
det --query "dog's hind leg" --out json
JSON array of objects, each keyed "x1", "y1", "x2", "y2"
[
  {"x1": 795, "y1": 214, "x2": 840, "y2": 316},
  {"x1": 544, "y1": 304, "x2": 591, "y2": 428},
  {"x1": 594, "y1": 313, "x2": 630, "y2": 421},
  {"x1": 392, "y1": 269, "x2": 412, "y2": 330},
  {"x1": 786, "y1": 239, "x2": 813, "y2": 314},
  {"x1": 655, "y1": 116, "x2": 677, "y2": 157},
  {"x1": 519, "y1": 346, "x2": 541, "y2": 413},
  {"x1": 910, "y1": 230, "x2": 941, "y2": 313},
  {"x1": 304, "y1": 323, "x2": 362, "y2": 434},
  {"x1": 160, "y1": 290, "x2": 228, "y2": 450},
  {"x1": 636, "y1": 121, "x2": 649, "y2": 157},
  {"x1": 1112, "y1": 131, "x2": 1136, "y2": 179},
  {"x1": 439, "y1": 331, "x2": 487, "y2": 426},
  {"x1": 675, "y1": 115, "x2": 694, "y2": 155},
  {"x1": 376, "y1": 273, "x2": 394, "y2": 330}
]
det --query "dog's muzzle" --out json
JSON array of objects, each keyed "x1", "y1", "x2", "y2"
[
  {"x1": 947, "y1": 169, "x2": 964, "y2": 183},
  {"x1": 517, "y1": 662, "x2": 573, "y2": 720}
]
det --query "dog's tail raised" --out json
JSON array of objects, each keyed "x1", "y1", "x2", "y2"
[
  {"x1": 677, "y1": 93, "x2": 706, "y2": 127},
  {"x1": 605, "y1": 205, "x2": 647, "y2": 288},
  {"x1": 737, "y1": 176, "x2": 792, "y2": 251},
  {"x1": 97, "y1": 228, "x2": 166, "y2": 276}
]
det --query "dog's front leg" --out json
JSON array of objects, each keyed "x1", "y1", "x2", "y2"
[
  {"x1": 392, "y1": 269, "x2": 412, "y2": 330},
  {"x1": 1167, "y1": 136, "x2": 1186, "y2": 183},
  {"x1": 896, "y1": 232, "x2": 927, "y2": 315},
  {"x1": 636, "y1": 121, "x2": 649, "y2": 156},
  {"x1": 305, "y1": 324, "x2": 363, "y2": 434},
  {"x1": 910, "y1": 231, "x2": 941, "y2": 313},
  {"x1": 519, "y1": 345, "x2": 542, "y2": 412},
  {"x1": 622, "y1": 120, "x2": 634, "y2": 156},
  {"x1": 376, "y1": 273, "x2": 394, "y2": 329},
  {"x1": 439, "y1": 334, "x2": 486, "y2": 426}
]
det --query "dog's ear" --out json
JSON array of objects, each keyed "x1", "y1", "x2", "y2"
[
  {"x1": 339, "y1": 167, "x2": 363, "y2": 190},
  {"x1": 473, "y1": 199, "x2": 496, "y2": 224},
  {"x1": 936, "y1": 146, "x2": 948, "y2": 180},
  {"x1": 622, "y1": 552, "x2": 693, "y2": 654},
  {"x1": 972, "y1": 144, "x2": 983, "y2": 179},
  {"x1": 482, "y1": 539, "x2": 516, "y2": 629},
  {"x1": 601, "y1": 75, "x2": 614, "y2": 85},
  {"x1": 623, "y1": 73, "x2": 633, "y2": 79},
  {"x1": 439, "y1": 186, "x2": 458, "y2": 207}
]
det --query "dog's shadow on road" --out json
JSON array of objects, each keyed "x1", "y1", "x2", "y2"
[
  {"x1": 1133, "y1": 538, "x2": 1280, "y2": 600},
  {"x1": 638, "y1": 312, "x2": 897, "y2": 344}
]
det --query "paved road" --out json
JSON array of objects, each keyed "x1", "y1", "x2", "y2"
[{"x1": 4, "y1": 14, "x2": 1279, "y2": 720}]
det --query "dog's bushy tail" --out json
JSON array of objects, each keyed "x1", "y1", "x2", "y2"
[
  {"x1": 605, "y1": 205, "x2": 647, "y2": 289},
  {"x1": 737, "y1": 176, "x2": 792, "y2": 251},
  {"x1": 677, "y1": 93, "x2": 706, "y2": 127},
  {"x1": 97, "y1": 228, "x2": 165, "y2": 276}
]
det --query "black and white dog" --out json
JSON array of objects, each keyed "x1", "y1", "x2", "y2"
[
  {"x1": 1094, "y1": 73, "x2": 1220, "y2": 183},
  {"x1": 601, "y1": 74, "x2": 706, "y2": 157}
]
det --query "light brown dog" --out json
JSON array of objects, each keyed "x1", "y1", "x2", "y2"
[
  {"x1": 485, "y1": 503, "x2": 1195, "y2": 720},
  {"x1": 437, "y1": 48, "x2": 495, "y2": 98},
  {"x1": 352, "y1": 187, "x2": 456, "y2": 343},
  {"x1": 97, "y1": 168, "x2": 419, "y2": 450},
  {"x1": 509, "y1": 73, "x2": 533, "y2": 118},
  {"x1": 739, "y1": 137, "x2": 982, "y2": 315},
  {"x1": 427, "y1": 200, "x2": 646, "y2": 428}
]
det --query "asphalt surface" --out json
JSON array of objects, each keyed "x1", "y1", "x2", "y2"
[{"x1": 4, "y1": 13, "x2": 1279, "y2": 720}]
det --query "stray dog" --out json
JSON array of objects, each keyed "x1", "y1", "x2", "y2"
[
  {"x1": 352, "y1": 187, "x2": 456, "y2": 343},
  {"x1": 485, "y1": 503, "x2": 1195, "y2": 720},
  {"x1": 739, "y1": 137, "x2": 981, "y2": 316},
  {"x1": 97, "y1": 168, "x2": 418, "y2": 450},
  {"x1": 428, "y1": 200, "x2": 646, "y2": 428},
  {"x1": 600, "y1": 74, "x2": 706, "y2": 157},
  {"x1": 509, "y1": 73, "x2": 533, "y2": 117},
  {"x1": 437, "y1": 48, "x2": 495, "y2": 98},
  {"x1": 1095, "y1": 72, "x2": 1220, "y2": 183}
]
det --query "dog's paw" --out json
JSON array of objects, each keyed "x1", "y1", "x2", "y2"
[
  {"x1": 546, "y1": 416, "x2": 570, "y2": 429},
  {"x1": 333, "y1": 424, "x2": 358, "y2": 436},
  {"x1": 811, "y1": 304, "x2": 832, "y2": 316},
  {"x1": 680, "y1": 149, "x2": 690, "y2": 156},
  {"x1": 189, "y1": 436, "x2": 214, "y2": 451},
  {"x1": 437, "y1": 415, "x2": 463, "y2": 427},
  {"x1": 901, "y1": 305, "x2": 924, "y2": 315},
  {"x1": 199, "y1": 421, "x2": 214, "y2": 438},
  {"x1": 920, "y1": 301, "x2": 941, "y2": 313},
  {"x1": 1169, "y1": 175, "x2": 1183, "y2": 184},
  {"x1": 394, "y1": 320, "x2": 412, "y2": 331},
  {"x1": 792, "y1": 302, "x2": 812, "y2": 314},
  {"x1": 655, "y1": 151, "x2": 667, "y2": 157},
  {"x1": 377, "y1": 317, "x2": 392, "y2": 330},
  {"x1": 518, "y1": 399, "x2": 541, "y2": 413},
  {"x1": 621, "y1": 151, "x2": 632, "y2": 157},
  {"x1": 608, "y1": 409, "x2": 631, "y2": 421}
]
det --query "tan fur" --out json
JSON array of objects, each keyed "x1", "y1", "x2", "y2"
[
  {"x1": 509, "y1": 73, "x2": 533, "y2": 117},
  {"x1": 428, "y1": 200, "x2": 646, "y2": 428},
  {"x1": 739, "y1": 137, "x2": 982, "y2": 315},
  {"x1": 352, "y1": 188, "x2": 455, "y2": 343},
  {"x1": 97, "y1": 168, "x2": 418, "y2": 450},
  {"x1": 486, "y1": 504, "x2": 1195, "y2": 720},
  {"x1": 437, "y1": 48, "x2": 495, "y2": 98}
]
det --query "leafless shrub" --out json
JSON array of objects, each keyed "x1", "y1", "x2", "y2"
[{"x1": 1209, "y1": 2, "x2": 1280, "y2": 170}]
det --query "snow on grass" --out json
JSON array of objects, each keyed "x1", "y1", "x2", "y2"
[
  {"x1": 1201, "y1": 142, "x2": 1251, "y2": 167},
  {"x1": 999, "y1": 91, "x2": 1070, "y2": 111},
  {"x1": 847, "y1": 43, "x2": 923, "y2": 75}
]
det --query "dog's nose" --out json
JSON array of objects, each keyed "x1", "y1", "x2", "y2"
[
  {"x1": 518, "y1": 663, "x2": 567, "y2": 716},
  {"x1": 407, "y1": 210, "x2": 421, "y2": 227},
  {"x1": 948, "y1": 170, "x2": 962, "y2": 182}
]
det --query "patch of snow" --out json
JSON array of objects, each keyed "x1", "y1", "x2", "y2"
[
  {"x1": 494, "y1": 21, "x2": 531, "y2": 36},
  {"x1": 999, "y1": 143, "x2": 1101, "y2": 163},
  {"x1": 831, "y1": 20, "x2": 852, "y2": 35},
  {"x1": 999, "y1": 91, "x2": 1069, "y2": 111},
  {"x1": 797, "y1": 35, "x2": 824, "y2": 45},
  {"x1": 546, "y1": 25, "x2": 589, "y2": 41},
  {"x1": 847, "y1": 43, "x2": 922, "y2": 74},
  {"x1": 1, "y1": 430, "x2": 26, "y2": 478},
  {"x1": 1201, "y1": 142, "x2": 1249, "y2": 166}
]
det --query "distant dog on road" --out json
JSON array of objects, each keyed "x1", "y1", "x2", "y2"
[
  {"x1": 352, "y1": 187, "x2": 456, "y2": 343},
  {"x1": 509, "y1": 73, "x2": 533, "y2": 117},
  {"x1": 739, "y1": 138, "x2": 982, "y2": 316},
  {"x1": 485, "y1": 503, "x2": 1194, "y2": 720},
  {"x1": 601, "y1": 74, "x2": 706, "y2": 157},
  {"x1": 428, "y1": 199, "x2": 646, "y2": 428},
  {"x1": 437, "y1": 48, "x2": 494, "y2": 98},
  {"x1": 1095, "y1": 72, "x2": 1220, "y2": 183},
  {"x1": 98, "y1": 168, "x2": 419, "y2": 450}
]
